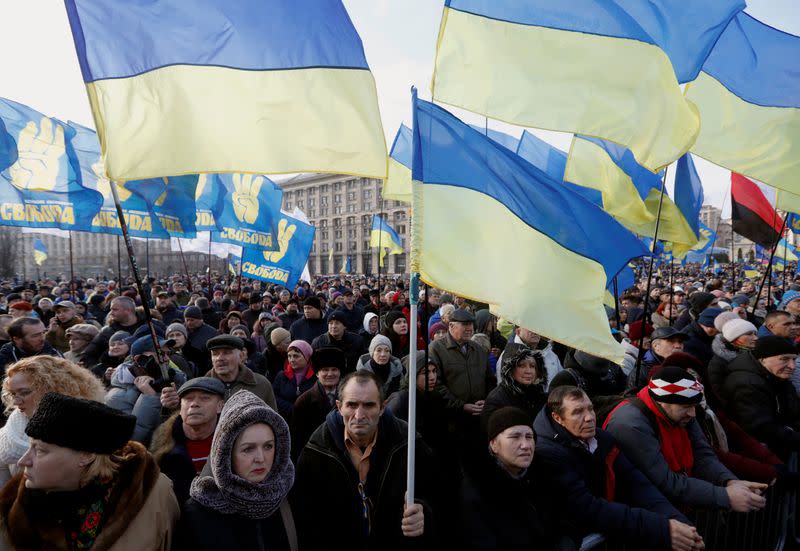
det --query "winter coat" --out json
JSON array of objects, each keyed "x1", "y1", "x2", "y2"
[
  {"x1": 682, "y1": 321, "x2": 715, "y2": 367},
  {"x1": 89, "y1": 351, "x2": 125, "y2": 386},
  {"x1": 336, "y1": 304, "x2": 366, "y2": 332},
  {"x1": 0, "y1": 442, "x2": 179, "y2": 550},
  {"x1": 0, "y1": 342, "x2": 63, "y2": 379},
  {"x1": 278, "y1": 311, "x2": 302, "y2": 330},
  {"x1": 720, "y1": 351, "x2": 800, "y2": 460},
  {"x1": 604, "y1": 399, "x2": 736, "y2": 509},
  {"x1": 429, "y1": 333, "x2": 493, "y2": 411},
  {"x1": 459, "y1": 452, "x2": 558, "y2": 551},
  {"x1": 292, "y1": 409, "x2": 438, "y2": 551},
  {"x1": 185, "y1": 323, "x2": 218, "y2": 373},
  {"x1": 289, "y1": 317, "x2": 327, "y2": 345},
  {"x1": 497, "y1": 338, "x2": 563, "y2": 388},
  {"x1": 480, "y1": 382, "x2": 546, "y2": 435},
  {"x1": 83, "y1": 312, "x2": 148, "y2": 367},
  {"x1": 150, "y1": 413, "x2": 203, "y2": 508},
  {"x1": 706, "y1": 335, "x2": 741, "y2": 409},
  {"x1": 263, "y1": 341, "x2": 287, "y2": 383},
  {"x1": 625, "y1": 349, "x2": 662, "y2": 393},
  {"x1": 272, "y1": 365, "x2": 317, "y2": 421},
  {"x1": 311, "y1": 331, "x2": 364, "y2": 374},
  {"x1": 204, "y1": 365, "x2": 277, "y2": 410},
  {"x1": 290, "y1": 382, "x2": 335, "y2": 461},
  {"x1": 45, "y1": 315, "x2": 84, "y2": 353},
  {"x1": 533, "y1": 409, "x2": 684, "y2": 549},
  {"x1": 157, "y1": 305, "x2": 183, "y2": 325},
  {"x1": 555, "y1": 350, "x2": 626, "y2": 398},
  {"x1": 356, "y1": 353, "x2": 404, "y2": 397}
]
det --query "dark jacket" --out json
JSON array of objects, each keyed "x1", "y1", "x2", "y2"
[
  {"x1": 459, "y1": 452, "x2": 557, "y2": 551},
  {"x1": 290, "y1": 382, "x2": 336, "y2": 461},
  {"x1": 292, "y1": 409, "x2": 437, "y2": 551},
  {"x1": 335, "y1": 304, "x2": 366, "y2": 332},
  {"x1": 185, "y1": 323, "x2": 218, "y2": 374},
  {"x1": 533, "y1": 408, "x2": 684, "y2": 549},
  {"x1": 480, "y1": 382, "x2": 546, "y2": 435},
  {"x1": 150, "y1": 413, "x2": 201, "y2": 508},
  {"x1": 721, "y1": 351, "x2": 800, "y2": 460},
  {"x1": 204, "y1": 365, "x2": 277, "y2": 410},
  {"x1": 289, "y1": 317, "x2": 327, "y2": 345},
  {"x1": 682, "y1": 321, "x2": 715, "y2": 367},
  {"x1": 625, "y1": 349, "x2": 662, "y2": 393},
  {"x1": 311, "y1": 331, "x2": 364, "y2": 374},
  {"x1": 0, "y1": 342, "x2": 63, "y2": 378},
  {"x1": 157, "y1": 305, "x2": 183, "y2": 325},
  {"x1": 272, "y1": 366, "x2": 317, "y2": 421},
  {"x1": 706, "y1": 335, "x2": 741, "y2": 409},
  {"x1": 555, "y1": 350, "x2": 625, "y2": 398},
  {"x1": 278, "y1": 311, "x2": 302, "y2": 330},
  {"x1": 429, "y1": 333, "x2": 493, "y2": 411},
  {"x1": 83, "y1": 312, "x2": 148, "y2": 367},
  {"x1": 385, "y1": 388, "x2": 451, "y2": 460}
]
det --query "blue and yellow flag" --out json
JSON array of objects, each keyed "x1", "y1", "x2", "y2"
[
  {"x1": 64, "y1": 0, "x2": 386, "y2": 181},
  {"x1": 33, "y1": 239, "x2": 48, "y2": 266},
  {"x1": 370, "y1": 215, "x2": 403, "y2": 267},
  {"x1": 68, "y1": 122, "x2": 198, "y2": 238},
  {"x1": 383, "y1": 124, "x2": 413, "y2": 203},
  {"x1": 742, "y1": 265, "x2": 760, "y2": 279},
  {"x1": 210, "y1": 173, "x2": 282, "y2": 251},
  {"x1": 340, "y1": 256, "x2": 352, "y2": 274},
  {"x1": 241, "y1": 211, "x2": 316, "y2": 288},
  {"x1": 0, "y1": 99, "x2": 104, "y2": 230},
  {"x1": 410, "y1": 92, "x2": 649, "y2": 363},
  {"x1": 686, "y1": 13, "x2": 800, "y2": 195},
  {"x1": 228, "y1": 254, "x2": 242, "y2": 276},
  {"x1": 194, "y1": 174, "x2": 224, "y2": 232},
  {"x1": 673, "y1": 154, "x2": 704, "y2": 241},
  {"x1": 431, "y1": 1, "x2": 745, "y2": 171}
]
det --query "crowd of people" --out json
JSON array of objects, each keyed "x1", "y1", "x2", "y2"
[{"x1": 0, "y1": 265, "x2": 797, "y2": 549}]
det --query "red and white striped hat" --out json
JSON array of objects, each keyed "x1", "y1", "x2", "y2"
[{"x1": 648, "y1": 366, "x2": 704, "y2": 405}]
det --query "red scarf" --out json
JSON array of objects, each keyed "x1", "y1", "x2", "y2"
[
  {"x1": 283, "y1": 361, "x2": 314, "y2": 382},
  {"x1": 636, "y1": 387, "x2": 694, "y2": 475}
]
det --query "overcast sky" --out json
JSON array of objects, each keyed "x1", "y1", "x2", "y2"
[{"x1": 2, "y1": 0, "x2": 797, "y2": 216}]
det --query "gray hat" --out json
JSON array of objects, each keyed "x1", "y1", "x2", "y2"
[
  {"x1": 109, "y1": 330, "x2": 131, "y2": 345},
  {"x1": 53, "y1": 300, "x2": 76, "y2": 310},
  {"x1": 450, "y1": 309, "x2": 475, "y2": 323},
  {"x1": 650, "y1": 326, "x2": 690, "y2": 342},
  {"x1": 207, "y1": 335, "x2": 245, "y2": 351},
  {"x1": 184, "y1": 306, "x2": 203, "y2": 320},
  {"x1": 177, "y1": 377, "x2": 226, "y2": 398},
  {"x1": 166, "y1": 322, "x2": 189, "y2": 339}
]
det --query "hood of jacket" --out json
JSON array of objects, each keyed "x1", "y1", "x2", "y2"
[
  {"x1": 189, "y1": 390, "x2": 294, "y2": 519},
  {"x1": 362, "y1": 312, "x2": 378, "y2": 334},
  {"x1": 711, "y1": 334, "x2": 739, "y2": 363}
]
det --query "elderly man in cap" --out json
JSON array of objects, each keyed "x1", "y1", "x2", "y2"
[
  {"x1": 182, "y1": 305, "x2": 217, "y2": 374},
  {"x1": 311, "y1": 310, "x2": 364, "y2": 374},
  {"x1": 201, "y1": 335, "x2": 276, "y2": 408},
  {"x1": 44, "y1": 301, "x2": 83, "y2": 353},
  {"x1": 606, "y1": 365, "x2": 767, "y2": 513},
  {"x1": 683, "y1": 307, "x2": 723, "y2": 367},
  {"x1": 290, "y1": 296, "x2": 328, "y2": 344},
  {"x1": 720, "y1": 336, "x2": 800, "y2": 460},
  {"x1": 150, "y1": 377, "x2": 226, "y2": 507},
  {"x1": 627, "y1": 326, "x2": 689, "y2": 392}
]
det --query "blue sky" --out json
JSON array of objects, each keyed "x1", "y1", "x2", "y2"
[{"x1": 1, "y1": 0, "x2": 798, "y2": 214}]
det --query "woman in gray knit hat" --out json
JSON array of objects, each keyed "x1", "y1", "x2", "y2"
[{"x1": 179, "y1": 390, "x2": 297, "y2": 550}]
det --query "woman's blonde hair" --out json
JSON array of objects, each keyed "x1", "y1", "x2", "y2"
[
  {"x1": 80, "y1": 445, "x2": 138, "y2": 485},
  {"x1": 2, "y1": 356, "x2": 106, "y2": 415}
]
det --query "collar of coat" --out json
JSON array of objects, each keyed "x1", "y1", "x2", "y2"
[{"x1": 0, "y1": 442, "x2": 159, "y2": 550}]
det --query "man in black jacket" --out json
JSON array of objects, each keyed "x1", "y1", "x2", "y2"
[
  {"x1": 311, "y1": 310, "x2": 364, "y2": 374},
  {"x1": 293, "y1": 371, "x2": 436, "y2": 550},
  {"x1": 534, "y1": 385, "x2": 701, "y2": 551},
  {"x1": 290, "y1": 296, "x2": 328, "y2": 344},
  {"x1": 82, "y1": 296, "x2": 147, "y2": 367},
  {"x1": 0, "y1": 318, "x2": 62, "y2": 377},
  {"x1": 683, "y1": 307, "x2": 722, "y2": 367}
]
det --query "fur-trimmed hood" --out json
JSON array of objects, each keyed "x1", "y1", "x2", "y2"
[{"x1": 711, "y1": 334, "x2": 739, "y2": 364}]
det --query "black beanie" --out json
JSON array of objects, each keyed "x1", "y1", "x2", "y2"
[
  {"x1": 487, "y1": 407, "x2": 534, "y2": 441},
  {"x1": 304, "y1": 296, "x2": 322, "y2": 311},
  {"x1": 753, "y1": 336, "x2": 797, "y2": 359},
  {"x1": 648, "y1": 366, "x2": 703, "y2": 405},
  {"x1": 26, "y1": 393, "x2": 136, "y2": 454},
  {"x1": 385, "y1": 310, "x2": 405, "y2": 329}
]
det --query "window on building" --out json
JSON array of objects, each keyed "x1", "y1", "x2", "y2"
[
  {"x1": 285, "y1": 201, "x2": 292, "y2": 210},
  {"x1": 320, "y1": 208, "x2": 328, "y2": 216},
  {"x1": 334, "y1": 219, "x2": 341, "y2": 227},
  {"x1": 320, "y1": 219, "x2": 328, "y2": 228},
  {"x1": 334, "y1": 194, "x2": 342, "y2": 204},
  {"x1": 363, "y1": 240, "x2": 370, "y2": 250},
  {"x1": 364, "y1": 202, "x2": 372, "y2": 211},
  {"x1": 335, "y1": 242, "x2": 343, "y2": 252},
  {"x1": 335, "y1": 230, "x2": 342, "y2": 238},
  {"x1": 349, "y1": 241, "x2": 357, "y2": 250},
  {"x1": 334, "y1": 206, "x2": 342, "y2": 215},
  {"x1": 297, "y1": 200, "x2": 304, "y2": 208},
  {"x1": 309, "y1": 198, "x2": 316, "y2": 207},
  {"x1": 308, "y1": 209, "x2": 315, "y2": 217},
  {"x1": 347, "y1": 192, "x2": 356, "y2": 201},
  {"x1": 348, "y1": 229, "x2": 356, "y2": 238},
  {"x1": 322, "y1": 231, "x2": 329, "y2": 240},
  {"x1": 321, "y1": 196, "x2": 328, "y2": 206},
  {"x1": 322, "y1": 243, "x2": 329, "y2": 252},
  {"x1": 346, "y1": 204, "x2": 355, "y2": 213},
  {"x1": 363, "y1": 189, "x2": 372, "y2": 199},
  {"x1": 334, "y1": 182, "x2": 342, "y2": 191},
  {"x1": 398, "y1": 225, "x2": 406, "y2": 234}
]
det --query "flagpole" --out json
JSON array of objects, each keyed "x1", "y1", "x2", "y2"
[
  {"x1": 783, "y1": 229, "x2": 789, "y2": 296},
  {"x1": 146, "y1": 237, "x2": 150, "y2": 278},
  {"x1": 752, "y1": 216, "x2": 788, "y2": 317},
  {"x1": 668, "y1": 260, "x2": 675, "y2": 327},
  {"x1": 110, "y1": 182, "x2": 170, "y2": 379},
  {"x1": 68, "y1": 231, "x2": 76, "y2": 301},
  {"x1": 116, "y1": 236, "x2": 122, "y2": 283},
  {"x1": 236, "y1": 248, "x2": 245, "y2": 305},
  {"x1": 207, "y1": 238, "x2": 213, "y2": 296},
  {"x1": 176, "y1": 238, "x2": 192, "y2": 288},
  {"x1": 634, "y1": 166, "x2": 670, "y2": 387},
  {"x1": 406, "y1": 87, "x2": 419, "y2": 508}
]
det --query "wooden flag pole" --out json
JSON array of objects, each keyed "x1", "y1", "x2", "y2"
[
  {"x1": 752, "y1": 216, "x2": 788, "y2": 316},
  {"x1": 68, "y1": 231, "x2": 76, "y2": 302}
]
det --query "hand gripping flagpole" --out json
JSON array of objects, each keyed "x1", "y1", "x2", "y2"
[{"x1": 110, "y1": 182, "x2": 170, "y2": 379}]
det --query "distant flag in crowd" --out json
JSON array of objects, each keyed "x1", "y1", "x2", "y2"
[
  {"x1": 340, "y1": 255, "x2": 352, "y2": 274},
  {"x1": 673, "y1": 154, "x2": 704, "y2": 241},
  {"x1": 328, "y1": 247, "x2": 334, "y2": 267},
  {"x1": 210, "y1": 173, "x2": 283, "y2": 251},
  {"x1": 787, "y1": 213, "x2": 800, "y2": 236},
  {"x1": 410, "y1": 91, "x2": 649, "y2": 363},
  {"x1": 228, "y1": 254, "x2": 242, "y2": 276},
  {"x1": 0, "y1": 98, "x2": 104, "y2": 231},
  {"x1": 68, "y1": 122, "x2": 199, "y2": 239},
  {"x1": 241, "y1": 209, "x2": 316, "y2": 288},
  {"x1": 383, "y1": 124, "x2": 413, "y2": 203},
  {"x1": 370, "y1": 215, "x2": 404, "y2": 267},
  {"x1": 194, "y1": 175, "x2": 224, "y2": 232},
  {"x1": 742, "y1": 265, "x2": 760, "y2": 279},
  {"x1": 686, "y1": 13, "x2": 800, "y2": 195},
  {"x1": 64, "y1": 0, "x2": 387, "y2": 181},
  {"x1": 731, "y1": 173, "x2": 783, "y2": 248},
  {"x1": 33, "y1": 239, "x2": 48, "y2": 266},
  {"x1": 430, "y1": 0, "x2": 744, "y2": 171}
]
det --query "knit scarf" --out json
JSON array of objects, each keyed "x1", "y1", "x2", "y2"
[{"x1": 636, "y1": 387, "x2": 694, "y2": 475}]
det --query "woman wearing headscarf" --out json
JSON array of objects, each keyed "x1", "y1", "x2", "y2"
[
  {"x1": 90, "y1": 330, "x2": 131, "y2": 385},
  {"x1": 272, "y1": 340, "x2": 316, "y2": 421},
  {"x1": 0, "y1": 356, "x2": 106, "y2": 486},
  {"x1": 481, "y1": 349, "x2": 548, "y2": 435},
  {"x1": 0, "y1": 393, "x2": 179, "y2": 549},
  {"x1": 180, "y1": 391, "x2": 297, "y2": 550},
  {"x1": 475, "y1": 309, "x2": 507, "y2": 357},
  {"x1": 355, "y1": 335, "x2": 404, "y2": 398},
  {"x1": 359, "y1": 312, "x2": 379, "y2": 351}
]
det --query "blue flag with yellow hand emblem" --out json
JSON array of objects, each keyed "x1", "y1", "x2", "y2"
[
  {"x1": 0, "y1": 98, "x2": 103, "y2": 230},
  {"x1": 194, "y1": 174, "x2": 224, "y2": 232},
  {"x1": 241, "y1": 211, "x2": 315, "y2": 287},
  {"x1": 211, "y1": 173, "x2": 283, "y2": 251},
  {"x1": 68, "y1": 122, "x2": 198, "y2": 238}
]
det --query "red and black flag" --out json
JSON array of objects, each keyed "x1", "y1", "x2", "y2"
[{"x1": 731, "y1": 173, "x2": 782, "y2": 247}]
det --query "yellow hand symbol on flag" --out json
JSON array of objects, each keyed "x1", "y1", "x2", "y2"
[
  {"x1": 92, "y1": 160, "x2": 132, "y2": 202},
  {"x1": 9, "y1": 117, "x2": 65, "y2": 191},
  {"x1": 263, "y1": 218, "x2": 296, "y2": 263},
  {"x1": 195, "y1": 174, "x2": 208, "y2": 200},
  {"x1": 232, "y1": 173, "x2": 262, "y2": 224}
]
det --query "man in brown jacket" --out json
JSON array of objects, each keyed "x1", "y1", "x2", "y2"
[{"x1": 45, "y1": 301, "x2": 83, "y2": 353}]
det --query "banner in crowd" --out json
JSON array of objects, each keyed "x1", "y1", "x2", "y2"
[
  {"x1": 33, "y1": 238, "x2": 48, "y2": 265},
  {"x1": 194, "y1": 174, "x2": 224, "y2": 232},
  {"x1": 210, "y1": 173, "x2": 283, "y2": 250},
  {"x1": 370, "y1": 215, "x2": 403, "y2": 267},
  {"x1": 240, "y1": 209, "x2": 315, "y2": 288},
  {"x1": 0, "y1": 98, "x2": 104, "y2": 230}
]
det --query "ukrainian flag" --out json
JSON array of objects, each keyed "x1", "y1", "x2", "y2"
[
  {"x1": 228, "y1": 254, "x2": 241, "y2": 276},
  {"x1": 686, "y1": 13, "x2": 800, "y2": 195},
  {"x1": 340, "y1": 256, "x2": 351, "y2": 274},
  {"x1": 64, "y1": 0, "x2": 387, "y2": 181},
  {"x1": 33, "y1": 239, "x2": 48, "y2": 266},
  {"x1": 430, "y1": 1, "x2": 744, "y2": 171},
  {"x1": 410, "y1": 92, "x2": 649, "y2": 363},
  {"x1": 383, "y1": 125, "x2": 413, "y2": 203},
  {"x1": 370, "y1": 215, "x2": 404, "y2": 268}
]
